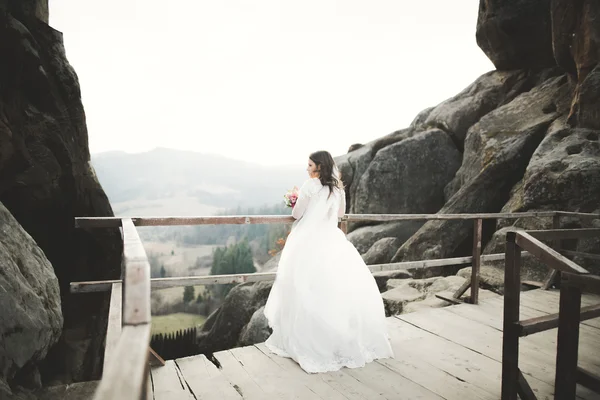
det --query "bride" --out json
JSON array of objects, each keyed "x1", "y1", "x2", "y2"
[{"x1": 263, "y1": 150, "x2": 394, "y2": 373}]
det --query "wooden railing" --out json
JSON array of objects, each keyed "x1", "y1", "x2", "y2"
[
  {"x1": 73, "y1": 210, "x2": 599, "y2": 400},
  {"x1": 92, "y1": 219, "x2": 153, "y2": 400},
  {"x1": 501, "y1": 228, "x2": 600, "y2": 400}
]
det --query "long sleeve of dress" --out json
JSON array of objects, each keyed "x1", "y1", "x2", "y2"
[{"x1": 292, "y1": 179, "x2": 316, "y2": 220}]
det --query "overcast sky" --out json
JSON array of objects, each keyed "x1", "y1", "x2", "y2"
[{"x1": 49, "y1": 0, "x2": 493, "y2": 166}]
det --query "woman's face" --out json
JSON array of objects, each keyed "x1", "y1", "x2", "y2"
[{"x1": 307, "y1": 159, "x2": 319, "y2": 178}]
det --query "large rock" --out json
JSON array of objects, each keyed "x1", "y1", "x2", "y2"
[
  {"x1": 346, "y1": 221, "x2": 422, "y2": 255},
  {"x1": 354, "y1": 129, "x2": 462, "y2": 215},
  {"x1": 490, "y1": 119, "x2": 600, "y2": 277},
  {"x1": 421, "y1": 70, "x2": 543, "y2": 146},
  {"x1": 381, "y1": 276, "x2": 466, "y2": 316},
  {"x1": 476, "y1": 0, "x2": 554, "y2": 70},
  {"x1": 362, "y1": 237, "x2": 402, "y2": 265},
  {"x1": 197, "y1": 282, "x2": 272, "y2": 354},
  {"x1": 237, "y1": 306, "x2": 271, "y2": 347},
  {"x1": 551, "y1": 0, "x2": 600, "y2": 127},
  {"x1": 392, "y1": 74, "x2": 571, "y2": 263},
  {"x1": 0, "y1": 12, "x2": 122, "y2": 383},
  {"x1": 0, "y1": 202, "x2": 62, "y2": 396}
]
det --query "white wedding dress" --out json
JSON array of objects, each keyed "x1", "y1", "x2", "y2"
[{"x1": 264, "y1": 177, "x2": 394, "y2": 373}]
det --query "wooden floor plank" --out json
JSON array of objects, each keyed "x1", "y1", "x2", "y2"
[
  {"x1": 343, "y1": 359, "x2": 444, "y2": 400},
  {"x1": 397, "y1": 307, "x2": 560, "y2": 387},
  {"x1": 445, "y1": 299, "x2": 600, "y2": 372},
  {"x1": 150, "y1": 360, "x2": 194, "y2": 399},
  {"x1": 229, "y1": 345, "x2": 323, "y2": 399},
  {"x1": 213, "y1": 350, "x2": 267, "y2": 399},
  {"x1": 254, "y1": 343, "x2": 353, "y2": 400},
  {"x1": 147, "y1": 289, "x2": 600, "y2": 400},
  {"x1": 176, "y1": 354, "x2": 242, "y2": 400},
  {"x1": 388, "y1": 317, "x2": 556, "y2": 400}
]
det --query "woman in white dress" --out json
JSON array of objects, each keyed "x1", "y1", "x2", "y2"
[{"x1": 264, "y1": 150, "x2": 394, "y2": 373}]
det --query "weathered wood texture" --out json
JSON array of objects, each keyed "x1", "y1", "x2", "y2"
[
  {"x1": 71, "y1": 252, "x2": 532, "y2": 293},
  {"x1": 103, "y1": 283, "x2": 122, "y2": 373},
  {"x1": 149, "y1": 289, "x2": 600, "y2": 400},
  {"x1": 93, "y1": 218, "x2": 152, "y2": 400},
  {"x1": 75, "y1": 211, "x2": 579, "y2": 229}
]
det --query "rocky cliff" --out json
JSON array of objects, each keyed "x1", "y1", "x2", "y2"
[
  {"x1": 339, "y1": 0, "x2": 600, "y2": 280},
  {"x1": 0, "y1": 0, "x2": 122, "y2": 396}
]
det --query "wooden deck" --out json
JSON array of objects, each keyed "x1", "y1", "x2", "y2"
[{"x1": 149, "y1": 289, "x2": 600, "y2": 400}]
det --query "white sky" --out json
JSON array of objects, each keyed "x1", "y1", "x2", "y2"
[{"x1": 49, "y1": 0, "x2": 494, "y2": 166}]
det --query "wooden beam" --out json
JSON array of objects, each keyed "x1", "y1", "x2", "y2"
[
  {"x1": 93, "y1": 324, "x2": 151, "y2": 400},
  {"x1": 103, "y1": 283, "x2": 122, "y2": 375},
  {"x1": 521, "y1": 280, "x2": 543, "y2": 288},
  {"x1": 526, "y1": 228, "x2": 600, "y2": 241},
  {"x1": 501, "y1": 231, "x2": 521, "y2": 400},
  {"x1": 518, "y1": 304, "x2": 600, "y2": 337},
  {"x1": 72, "y1": 251, "x2": 533, "y2": 294},
  {"x1": 554, "y1": 283, "x2": 581, "y2": 399},
  {"x1": 121, "y1": 219, "x2": 151, "y2": 325},
  {"x1": 470, "y1": 219, "x2": 482, "y2": 304},
  {"x1": 560, "y1": 249, "x2": 600, "y2": 261},
  {"x1": 148, "y1": 347, "x2": 165, "y2": 367},
  {"x1": 75, "y1": 211, "x2": 561, "y2": 229},
  {"x1": 562, "y1": 273, "x2": 600, "y2": 295},
  {"x1": 452, "y1": 280, "x2": 471, "y2": 300},
  {"x1": 344, "y1": 212, "x2": 558, "y2": 221},
  {"x1": 515, "y1": 232, "x2": 589, "y2": 275},
  {"x1": 577, "y1": 367, "x2": 600, "y2": 394},
  {"x1": 517, "y1": 369, "x2": 537, "y2": 400},
  {"x1": 434, "y1": 293, "x2": 464, "y2": 305},
  {"x1": 555, "y1": 211, "x2": 600, "y2": 220}
]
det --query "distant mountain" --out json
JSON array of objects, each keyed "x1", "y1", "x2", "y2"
[{"x1": 91, "y1": 148, "x2": 307, "y2": 216}]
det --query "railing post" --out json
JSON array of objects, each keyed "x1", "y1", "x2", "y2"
[
  {"x1": 470, "y1": 218, "x2": 482, "y2": 304},
  {"x1": 554, "y1": 273, "x2": 581, "y2": 400},
  {"x1": 501, "y1": 231, "x2": 521, "y2": 400},
  {"x1": 542, "y1": 214, "x2": 561, "y2": 290},
  {"x1": 339, "y1": 219, "x2": 348, "y2": 235}
]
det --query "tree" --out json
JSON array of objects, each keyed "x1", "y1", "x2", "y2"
[
  {"x1": 183, "y1": 286, "x2": 195, "y2": 303},
  {"x1": 209, "y1": 241, "x2": 256, "y2": 298}
]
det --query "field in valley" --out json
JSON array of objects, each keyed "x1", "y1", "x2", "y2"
[{"x1": 151, "y1": 313, "x2": 206, "y2": 335}]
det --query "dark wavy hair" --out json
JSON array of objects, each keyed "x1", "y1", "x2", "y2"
[{"x1": 309, "y1": 150, "x2": 343, "y2": 197}]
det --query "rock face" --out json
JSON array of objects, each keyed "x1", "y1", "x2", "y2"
[
  {"x1": 0, "y1": 202, "x2": 62, "y2": 396},
  {"x1": 335, "y1": 1, "x2": 600, "y2": 271},
  {"x1": 0, "y1": 3, "x2": 122, "y2": 386},
  {"x1": 197, "y1": 282, "x2": 273, "y2": 354},
  {"x1": 381, "y1": 275, "x2": 467, "y2": 316},
  {"x1": 475, "y1": 0, "x2": 554, "y2": 70},
  {"x1": 354, "y1": 129, "x2": 462, "y2": 215}
]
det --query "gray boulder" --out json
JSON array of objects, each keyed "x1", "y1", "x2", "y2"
[
  {"x1": 0, "y1": 202, "x2": 62, "y2": 395},
  {"x1": 392, "y1": 74, "x2": 571, "y2": 263},
  {"x1": 238, "y1": 306, "x2": 272, "y2": 347},
  {"x1": 197, "y1": 282, "x2": 273, "y2": 354},
  {"x1": 362, "y1": 237, "x2": 402, "y2": 265},
  {"x1": 475, "y1": 0, "x2": 555, "y2": 70},
  {"x1": 347, "y1": 221, "x2": 422, "y2": 255},
  {"x1": 354, "y1": 129, "x2": 462, "y2": 216}
]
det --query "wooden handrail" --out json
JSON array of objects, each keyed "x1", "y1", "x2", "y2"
[
  {"x1": 526, "y1": 228, "x2": 600, "y2": 241},
  {"x1": 70, "y1": 251, "x2": 531, "y2": 293},
  {"x1": 93, "y1": 219, "x2": 151, "y2": 400},
  {"x1": 514, "y1": 231, "x2": 589, "y2": 275},
  {"x1": 73, "y1": 211, "x2": 576, "y2": 228}
]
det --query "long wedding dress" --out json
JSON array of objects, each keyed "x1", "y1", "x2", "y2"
[{"x1": 264, "y1": 177, "x2": 394, "y2": 373}]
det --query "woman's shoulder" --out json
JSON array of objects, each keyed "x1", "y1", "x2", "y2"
[{"x1": 299, "y1": 178, "x2": 322, "y2": 195}]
